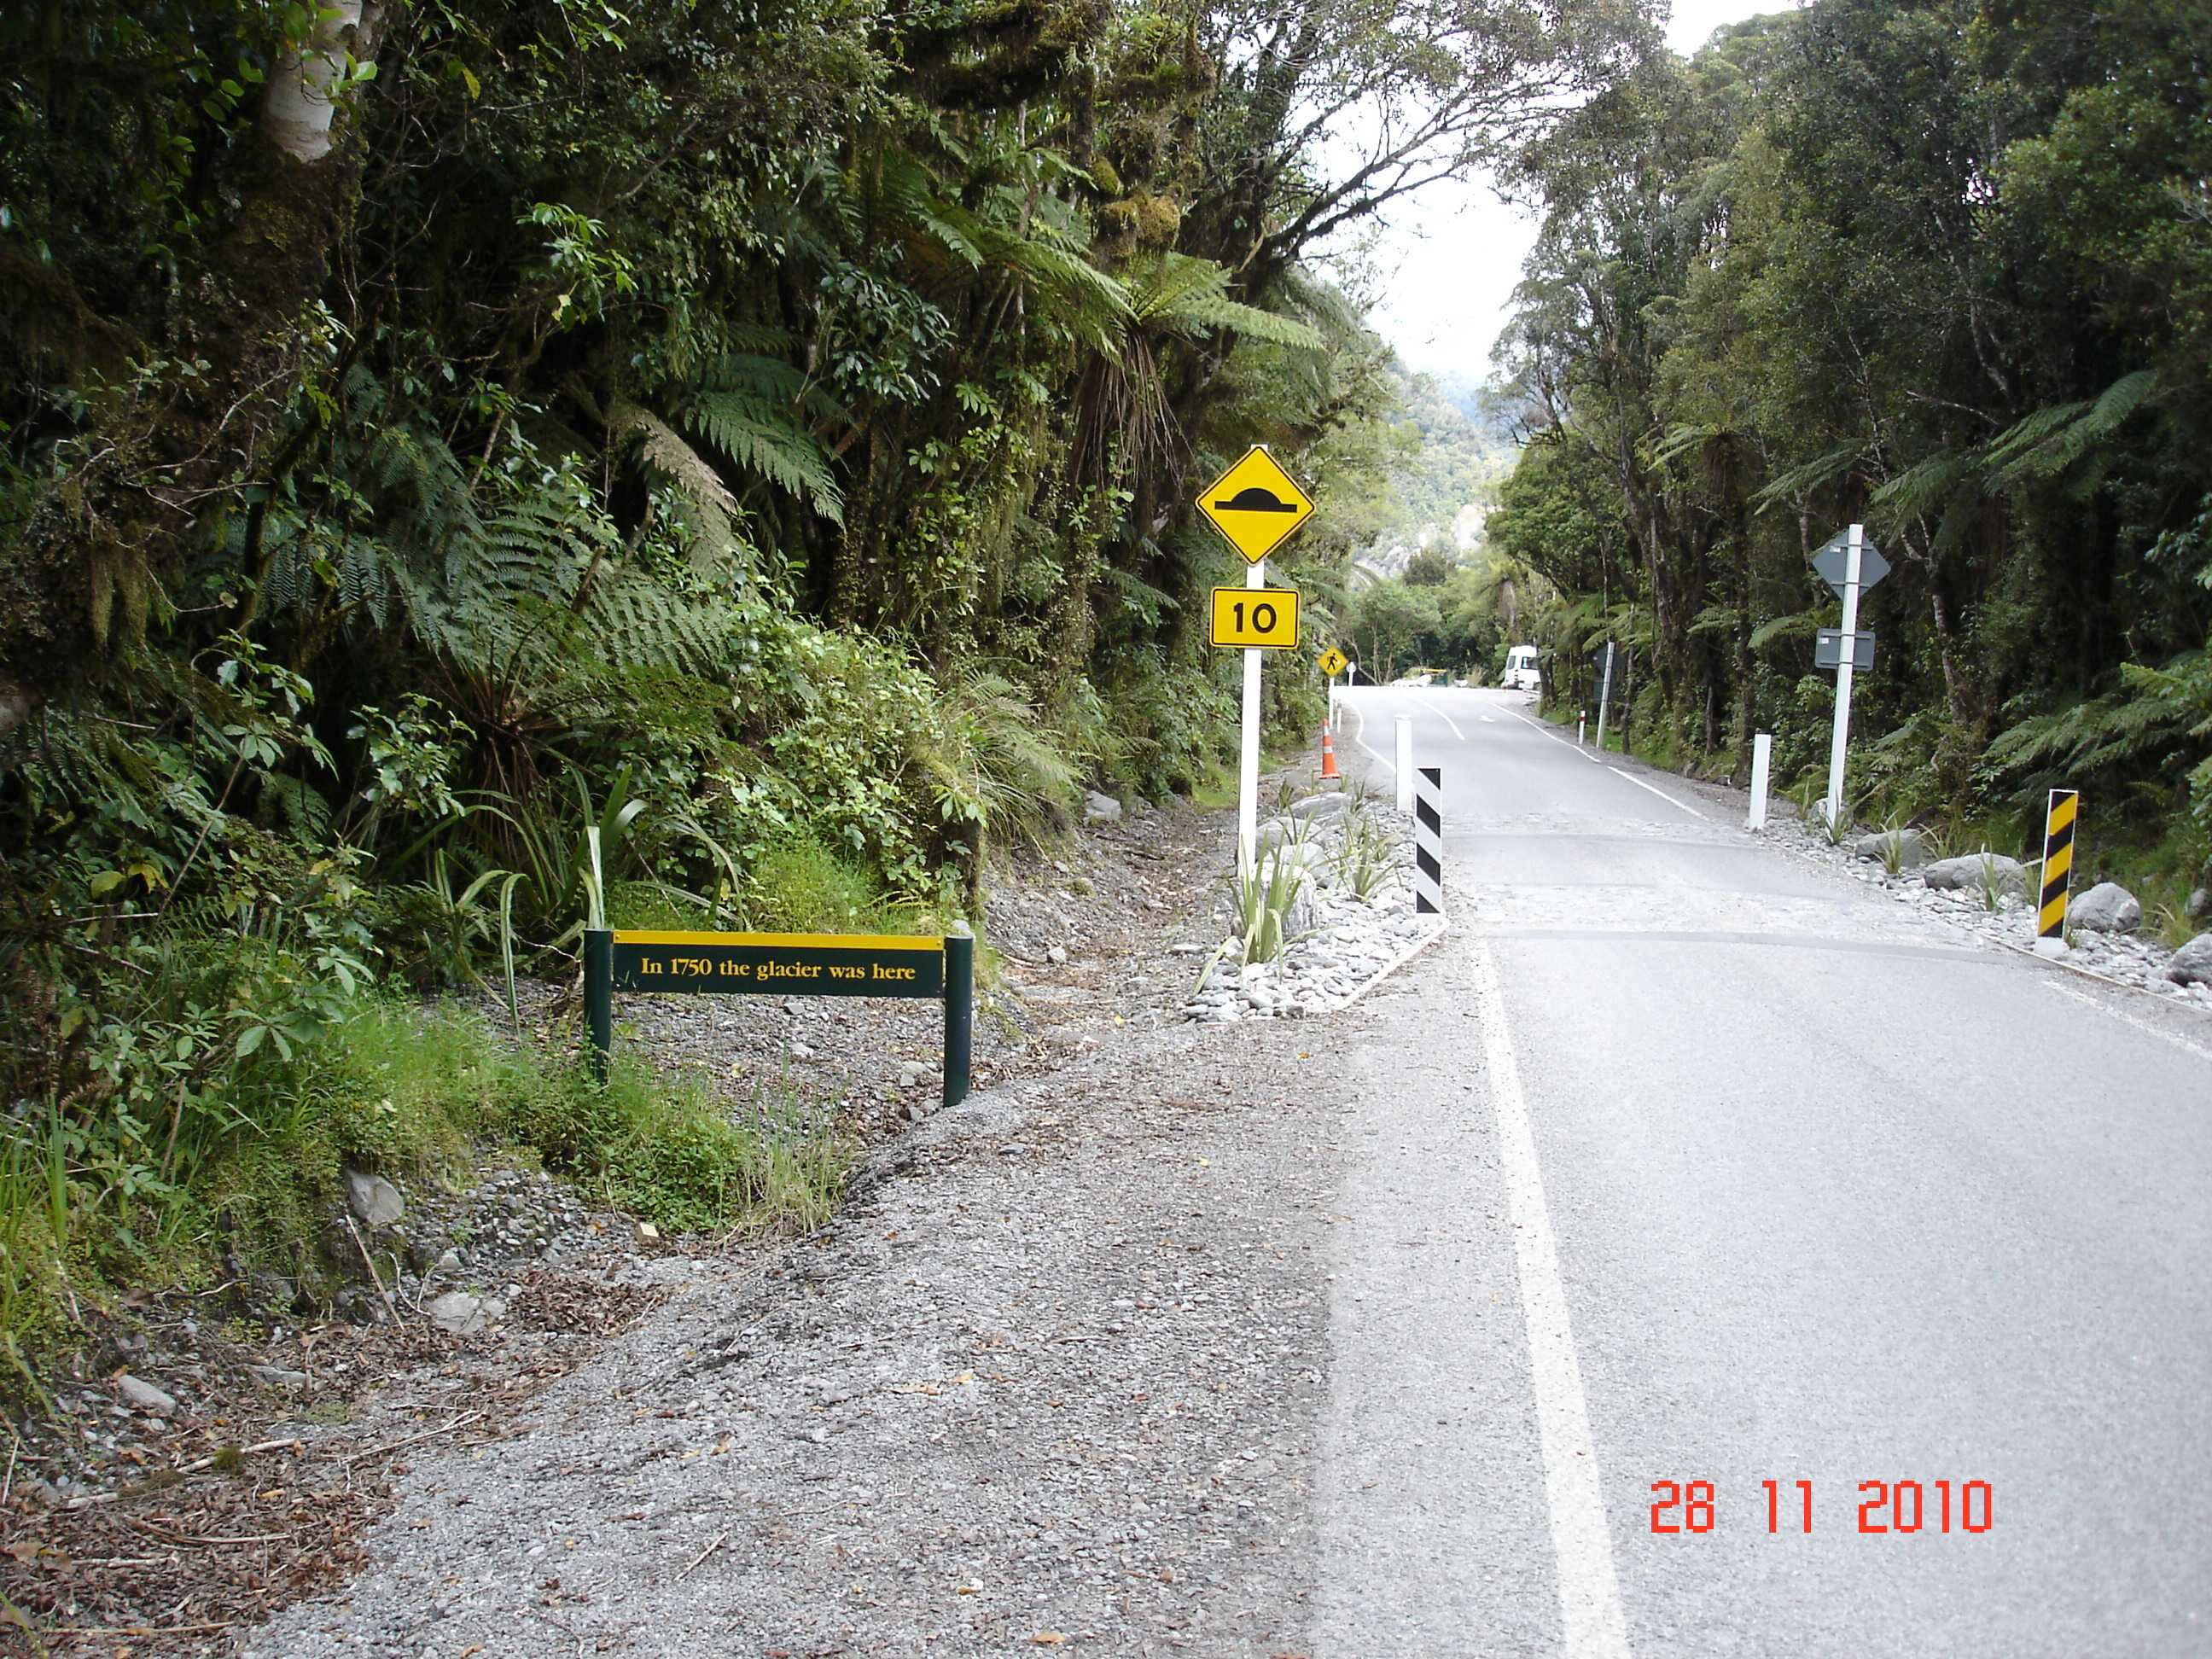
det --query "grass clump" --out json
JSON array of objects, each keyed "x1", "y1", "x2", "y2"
[
  {"x1": 0, "y1": 992, "x2": 847, "y2": 1397},
  {"x1": 748, "y1": 835, "x2": 898, "y2": 934},
  {"x1": 499, "y1": 1055, "x2": 847, "y2": 1234}
]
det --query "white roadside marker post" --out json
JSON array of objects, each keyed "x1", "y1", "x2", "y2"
[
  {"x1": 1413, "y1": 766, "x2": 1444, "y2": 915},
  {"x1": 1748, "y1": 732, "x2": 1773, "y2": 832},
  {"x1": 1237, "y1": 556, "x2": 1265, "y2": 875},
  {"x1": 1824, "y1": 523, "x2": 1865, "y2": 829},
  {"x1": 1594, "y1": 642, "x2": 1616, "y2": 755},
  {"x1": 1578, "y1": 713, "x2": 1586, "y2": 748},
  {"x1": 1394, "y1": 713, "x2": 1414, "y2": 813}
]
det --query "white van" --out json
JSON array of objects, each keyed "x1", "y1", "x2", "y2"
[{"x1": 1501, "y1": 644, "x2": 1542, "y2": 692}]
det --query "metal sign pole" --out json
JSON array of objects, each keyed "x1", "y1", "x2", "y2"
[
  {"x1": 583, "y1": 927, "x2": 613, "y2": 1083},
  {"x1": 1594, "y1": 643, "x2": 1615, "y2": 754},
  {"x1": 1825, "y1": 524, "x2": 1864, "y2": 827},
  {"x1": 1237, "y1": 557, "x2": 1265, "y2": 875},
  {"x1": 942, "y1": 927, "x2": 974, "y2": 1109}
]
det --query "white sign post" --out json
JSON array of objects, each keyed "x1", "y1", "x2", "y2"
[
  {"x1": 1237, "y1": 556, "x2": 1265, "y2": 874},
  {"x1": 1195, "y1": 444, "x2": 1314, "y2": 878},
  {"x1": 1824, "y1": 524, "x2": 1865, "y2": 829},
  {"x1": 1748, "y1": 732, "x2": 1773, "y2": 832},
  {"x1": 1394, "y1": 713, "x2": 1414, "y2": 812}
]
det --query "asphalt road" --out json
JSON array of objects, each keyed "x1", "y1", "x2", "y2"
[{"x1": 1318, "y1": 684, "x2": 2212, "y2": 1658}]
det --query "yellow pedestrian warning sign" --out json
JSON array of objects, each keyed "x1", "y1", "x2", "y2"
[
  {"x1": 2039, "y1": 789, "x2": 2079, "y2": 939},
  {"x1": 1196, "y1": 445, "x2": 1314, "y2": 564},
  {"x1": 1208, "y1": 585, "x2": 1300, "y2": 649},
  {"x1": 1318, "y1": 646, "x2": 1348, "y2": 677}
]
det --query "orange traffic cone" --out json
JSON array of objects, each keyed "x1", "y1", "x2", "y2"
[{"x1": 1318, "y1": 722, "x2": 1342, "y2": 783}]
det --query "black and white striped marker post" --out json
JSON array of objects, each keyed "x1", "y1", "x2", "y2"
[{"x1": 1414, "y1": 765, "x2": 1444, "y2": 915}]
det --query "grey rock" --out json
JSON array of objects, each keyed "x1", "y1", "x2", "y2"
[
  {"x1": 2187, "y1": 887, "x2": 2210, "y2": 920},
  {"x1": 898, "y1": 1061, "x2": 928, "y2": 1089},
  {"x1": 431, "y1": 1248, "x2": 463, "y2": 1277},
  {"x1": 1083, "y1": 790, "x2": 1122, "y2": 824},
  {"x1": 344, "y1": 1167, "x2": 405, "y2": 1228},
  {"x1": 428, "y1": 1291, "x2": 489, "y2": 1336},
  {"x1": 789, "y1": 1040, "x2": 816, "y2": 1061},
  {"x1": 116, "y1": 1373, "x2": 177, "y2": 1416},
  {"x1": 1921, "y1": 853, "x2": 2028, "y2": 895},
  {"x1": 1851, "y1": 829, "x2": 1929, "y2": 869},
  {"x1": 2166, "y1": 933, "x2": 2212, "y2": 987},
  {"x1": 2069, "y1": 881, "x2": 2141, "y2": 934},
  {"x1": 1046, "y1": 944, "x2": 1068, "y2": 965},
  {"x1": 1288, "y1": 793, "x2": 1352, "y2": 818},
  {"x1": 249, "y1": 1364, "x2": 311, "y2": 1388}
]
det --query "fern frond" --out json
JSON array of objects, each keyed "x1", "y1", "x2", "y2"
[
  {"x1": 687, "y1": 393, "x2": 845, "y2": 522},
  {"x1": 608, "y1": 400, "x2": 737, "y2": 564}
]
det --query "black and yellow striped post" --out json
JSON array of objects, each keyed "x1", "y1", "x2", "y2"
[{"x1": 2038, "y1": 789, "x2": 2079, "y2": 940}]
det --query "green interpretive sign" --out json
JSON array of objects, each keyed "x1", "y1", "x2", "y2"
[
  {"x1": 581, "y1": 926, "x2": 975, "y2": 1110},
  {"x1": 609, "y1": 931, "x2": 944, "y2": 998}
]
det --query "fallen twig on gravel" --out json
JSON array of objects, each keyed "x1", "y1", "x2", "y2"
[
  {"x1": 346, "y1": 1412, "x2": 482, "y2": 1466},
  {"x1": 675, "y1": 1527, "x2": 729, "y2": 1582},
  {"x1": 341, "y1": 1212, "x2": 402, "y2": 1324}
]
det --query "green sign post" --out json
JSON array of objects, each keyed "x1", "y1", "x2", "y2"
[{"x1": 581, "y1": 927, "x2": 974, "y2": 1109}]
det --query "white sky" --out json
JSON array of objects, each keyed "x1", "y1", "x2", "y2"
[{"x1": 1358, "y1": 0, "x2": 1783, "y2": 381}]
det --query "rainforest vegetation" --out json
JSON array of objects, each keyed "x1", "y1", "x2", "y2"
[
  {"x1": 1468, "y1": 1, "x2": 2212, "y2": 914},
  {"x1": 0, "y1": 0, "x2": 1644, "y2": 1365}
]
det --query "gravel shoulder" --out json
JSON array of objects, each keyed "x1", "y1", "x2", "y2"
[{"x1": 247, "y1": 987, "x2": 1355, "y2": 1658}]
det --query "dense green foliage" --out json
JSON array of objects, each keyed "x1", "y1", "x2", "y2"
[
  {"x1": 1487, "y1": 1, "x2": 2212, "y2": 897},
  {"x1": 0, "y1": 0, "x2": 1651, "y2": 1353}
]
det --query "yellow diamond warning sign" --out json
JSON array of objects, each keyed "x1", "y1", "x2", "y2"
[
  {"x1": 1318, "y1": 647, "x2": 1348, "y2": 677},
  {"x1": 1196, "y1": 445, "x2": 1314, "y2": 564}
]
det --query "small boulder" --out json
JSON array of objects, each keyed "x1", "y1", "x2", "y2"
[
  {"x1": 2187, "y1": 887, "x2": 2211, "y2": 920},
  {"x1": 428, "y1": 1291, "x2": 488, "y2": 1336},
  {"x1": 116, "y1": 1373, "x2": 177, "y2": 1417},
  {"x1": 1083, "y1": 790, "x2": 1122, "y2": 824},
  {"x1": 344, "y1": 1167, "x2": 405, "y2": 1229},
  {"x1": 1288, "y1": 794, "x2": 1352, "y2": 818},
  {"x1": 2069, "y1": 881, "x2": 2141, "y2": 934},
  {"x1": 1851, "y1": 829, "x2": 1928, "y2": 870},
  {"x1": 1045, "y1": 944, "x2": 1068, "y2": 965},
  {"x1": 1921, "y1": 853, "x2": 2028, "y2": 896},
  {"x1": 2166, "y1": 933, "x2": 2212, "y2": 987}
]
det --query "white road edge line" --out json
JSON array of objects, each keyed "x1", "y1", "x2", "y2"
[
  {"x1": 2039, "y1": 978, "x2": 2212, "y2": 1064},
  {"x1": 1470, "y1": 938, "x2": 1633, "y2": 1659},
  {"x1": 1604, "y1": 765, "x2": 1709, "y2": 822},
  {"x1": 1508, "y1": 707, "x2": 1604, "y2": 765},
  {"x1": 1348, "y1": 696, "x2": 1394, "y2": 771},
  {"x1": 1411, "y1": 691, "x2": 1465, "y2": 741}
]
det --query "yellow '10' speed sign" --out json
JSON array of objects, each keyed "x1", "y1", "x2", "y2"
[{"x1": 1209, "y1": 586, "x2": 1300, "y2": 649}]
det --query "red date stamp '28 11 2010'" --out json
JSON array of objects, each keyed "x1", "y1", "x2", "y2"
[{"x1": 1650, "y1": 1480, "x2": 1994, "y2": 1535}]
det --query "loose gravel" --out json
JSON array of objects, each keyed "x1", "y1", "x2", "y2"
[{"x1": 244, "y1": 1011, "x2": 1349, "y2": 1658}]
